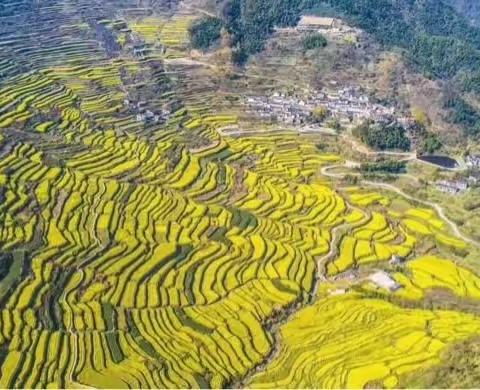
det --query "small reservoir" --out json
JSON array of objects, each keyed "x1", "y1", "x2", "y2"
[{"x1": 418, "y1": 155, "x2": 459, "y2": 169}]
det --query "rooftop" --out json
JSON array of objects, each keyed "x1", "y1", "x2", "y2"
[{"x1": 299, "y1": 15, "x2": 336, "y2": 27}]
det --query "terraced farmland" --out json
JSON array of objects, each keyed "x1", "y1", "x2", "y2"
[
  {"x1": 249, "y1": 292, "x2": 480, "y2": 389},
  {"x1": 0, "y1": 0, "x2": 479, "y2": 388}
]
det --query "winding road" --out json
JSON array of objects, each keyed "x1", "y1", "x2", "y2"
[{"x1": 321, "y1": 163, "x2": 480, "y2": 248}]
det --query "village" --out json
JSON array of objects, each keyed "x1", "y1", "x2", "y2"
[{"x1": 245, "y1": 86, "x2": 400, "y2": 127}]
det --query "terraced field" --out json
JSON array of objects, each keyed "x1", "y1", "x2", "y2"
[
  {"x1": 0, "y1": 0, "x2": 479, "y2": 388},
  {"x1": 249, "y1": 291, "x2": 480, "y2": 389}
]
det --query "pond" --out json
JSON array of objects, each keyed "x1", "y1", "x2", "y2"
[{"x1": 418, "y1": 155, "x2": 459, "y2": 169}]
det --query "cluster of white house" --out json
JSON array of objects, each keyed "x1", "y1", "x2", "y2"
[
  {"x1": 436, "y1": 180, "x2": 469, "y2": 194},
  {"x1": 123, "y1": 99, "x2": 171, "y2": 124},
  {"x1": 369, "y1": 271, "x2": 402, "y2": 292},
  {"x1": 436, "y1": 176, "x2": 478, "y2": 194},
  {"x1": 434, "y1": 156, "x2": 480, "y2": 194},
  {"x1": 466, "y1": 155, "x2": 480, "y2": 169},
  {"x1": 245, "y1": 87, "x2": 396, "y2": 126}
]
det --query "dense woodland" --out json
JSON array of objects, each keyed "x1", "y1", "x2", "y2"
[
  {"x1": 353, "y1": 121, "x2": 411, "y2": 151},
  {"x1": 443, "y1": 0, "x2": 480, "y2": 26},
  {"x1": 444, "y1": 96, "x2": 480, "y2": 137},
  {"x1": 218, "y1": 0, "x2": 480, "y2": 71},
  {"x1": 189, "y1": 16, "x2": 223, "y2": 50}
]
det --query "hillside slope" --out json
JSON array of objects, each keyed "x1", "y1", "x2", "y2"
[
  {"x1": 443, "y1": 0, "x2": 480, "y2": 26},
  {"x1": 212, "y1": 0, "x2": 480, "y2": 141}
]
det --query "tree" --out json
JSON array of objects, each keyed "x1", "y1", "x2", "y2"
[
  {"x1": 326, "y1": 118, "x2": 342, "y2": 132},
  {"x1": 231, "y1": 47, "x2": 248, "y2": 65},
  {"x1": 311, "y1": 106, "x2": 329, "y2": 122},
  {"x1": 420, "y1": 135, "x2": 442, "y2": 154},
  {"x1": 411, "y1": 107, "x2": 431, "y2": 127}
]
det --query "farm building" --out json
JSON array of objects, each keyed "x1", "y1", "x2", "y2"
[
  {"x1": 369, "y1": 271, "x2": 402, "y2": 292},
  {"x1": 298, "y1": 15, "x2": 338, "y2": 31},
  {"x1": 436, "y1": 180, "x2": 468, "y2": 194}
]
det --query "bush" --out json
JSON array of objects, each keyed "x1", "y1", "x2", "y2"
[
  {"x1": 302, "y1": 33, "x2": 327, "y2": 50},
  {"x1": 411, "y1": 108, "x2": 430, "y2": 127},
  {"x1": 231, "y1": 47, "x2": 248, "y2": 65},
  {"x1": 463, "y1": 193, "x2": 480, "y2": 211}
]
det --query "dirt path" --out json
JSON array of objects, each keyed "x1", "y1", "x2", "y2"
[
  {"x1": 309, "y1": 222, "x2": 343, "y2": 300},
  {"x1": 180, "y1": 1, "x2": 217, "y2": 18},
  {"x1": 340, "y1": 133, "x2": 417, "y2": 160}
]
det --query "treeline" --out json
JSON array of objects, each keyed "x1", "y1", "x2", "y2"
[
  {"x1": 360, "y1": 160, "x2": 406, "y2": 174},
  {"x1": 352, "y1": 121, "x2": 411, "y2": 151}
]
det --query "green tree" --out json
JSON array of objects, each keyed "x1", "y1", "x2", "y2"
[
  {"x1": 311, "y1": 106, "x2": 329, "y2": 122},
  {"x1": 411, "y1": 107, "x2": 430, "y2": 127},
  {"x1": 420, "y1": 135, "x2": 442, "y2": 154}
]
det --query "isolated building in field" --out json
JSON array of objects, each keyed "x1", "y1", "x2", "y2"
[
  {"x1": 133, "y1": 42, "x2": 149, "y2": 58},
  {"x1": 369, "y1": 271, "x2": 402, "y2": 292}
]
